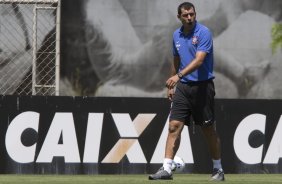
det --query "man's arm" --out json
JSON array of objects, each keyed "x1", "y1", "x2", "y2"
[
  {"x1": 166, "y1": 51, "x2": 207, "y2": 89},
  {"x1": 178, "y1": 51, "x2": 206, "y2": 77},
  {"x1": 171, "y1": 56, "x2": 180, "y2": 76},
  {"x1": 167, "y1": 56, "x2": 180, "y2": 100}
]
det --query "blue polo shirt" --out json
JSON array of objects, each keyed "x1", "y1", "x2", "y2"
[{"x1": 172, "y1": 21, "x2": 214, "y2": 82}]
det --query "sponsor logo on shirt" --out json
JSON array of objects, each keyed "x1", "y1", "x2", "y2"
[
  {"x1": 192, "y1": 36, "x2": 198, "y2": 45},
  {"x1": 176, "y1": 41, "x2": 180, "y2": 51}
]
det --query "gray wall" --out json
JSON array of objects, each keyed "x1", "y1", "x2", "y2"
[{"x1": 60, "y1": 0, "x2": 282, "y2": 98}]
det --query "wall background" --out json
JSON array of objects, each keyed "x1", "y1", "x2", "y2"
[
  {"x1": 61, "y1": 0, "x2": 282, "y2": 99},
  {"x1": 60, "y1": 0, "x2": 282, "y2": 98}
]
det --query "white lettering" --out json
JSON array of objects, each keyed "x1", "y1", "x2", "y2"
[
  {"x1": 233, "y1": 114, "x2": 266, "y2": 164},
  {"x1": 83, "y1": 113, "x2": 104, "y2": 163},
  {"x1": 5, "y1": 111, "x2": 39, "y2": 163},
  {"x1": 102, "y1": 114, "x2": 155, "y2": 163},
  {"x1": 263, "y1": 115, "x2": 282, "y2": 163},
  {"x1": 36, "y1": 113, "x2": 80, "y2": 163}
]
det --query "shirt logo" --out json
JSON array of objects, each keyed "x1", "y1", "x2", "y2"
[
  {"x1": 192, "y1": 36, "x2": 198, "y2": 45},
  {"x1": 176, "y1": 41, "x2": 180, "y2": 51}
]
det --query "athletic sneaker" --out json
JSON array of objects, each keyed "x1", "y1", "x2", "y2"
[
  {"x1": 148, "y1": 167, "x2": 173, "y2": 180},
  {"x1": 210, "y1": 168, "x2": 225, "y2": 181}
]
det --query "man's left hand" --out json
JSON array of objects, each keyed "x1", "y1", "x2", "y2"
[{"x1": 166, "y1": 75, "x2": 179, "y2": 89}]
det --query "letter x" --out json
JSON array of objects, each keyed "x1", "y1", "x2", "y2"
[{"x1": 102, "y1": 113, "x2": 156, "y2": 163}]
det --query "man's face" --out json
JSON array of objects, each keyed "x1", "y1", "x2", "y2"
[{"x1": 178, "y1": 7, "x2": 196, "y2": 27}]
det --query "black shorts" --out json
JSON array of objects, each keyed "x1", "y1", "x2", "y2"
[{"x1": 169, "y1": 79, "x2": 215, "y2": 126}]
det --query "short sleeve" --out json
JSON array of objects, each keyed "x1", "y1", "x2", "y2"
[
  {"x1": 197, "y1": 29, "x2": 213, "y2": 53},
  {"x1": 172, "y1": 39, "x2": 179, "y2": 56}
]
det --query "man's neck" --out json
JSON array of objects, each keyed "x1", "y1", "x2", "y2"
[{"x1": 183, "y1": 22, "x2": 196, "y2": 35}]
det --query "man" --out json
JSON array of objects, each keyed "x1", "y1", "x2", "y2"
[{"x1": 148, "y1": 2, "x2": 224, "y2": 181}]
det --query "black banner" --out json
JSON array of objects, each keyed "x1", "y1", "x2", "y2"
[{"x1": 0, "y1": 96, "x2": 282, "y2": 174}]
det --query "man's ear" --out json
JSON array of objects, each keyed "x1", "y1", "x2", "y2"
[{"x1": 177, "y1": 14, "x2": 180, "y2": 19}]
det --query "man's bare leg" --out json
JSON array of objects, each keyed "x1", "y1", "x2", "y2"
[{"x1": 201, "y1": 125, "x2": 225, "y2": 181}]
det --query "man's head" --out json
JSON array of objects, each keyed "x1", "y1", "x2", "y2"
[{"x1": 177, "y1": 2, "x2": 196, "y2": 27}]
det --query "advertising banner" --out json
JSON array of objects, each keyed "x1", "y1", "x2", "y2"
[{"x1": 0, "y1": 96, "x2": 281, "y2": 174}]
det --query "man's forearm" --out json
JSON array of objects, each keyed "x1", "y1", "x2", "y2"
[
  {"x1": 178, "y1": 52, "x2": 206, "y2": 77},
  {"x1": 179, "y1": 59, "x2": 203, "y2": 76},
  {"x1": 172, "y1": 56, "x2": 180, "y2": 76}
]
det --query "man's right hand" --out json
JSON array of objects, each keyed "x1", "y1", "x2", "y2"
[
  {"x1": 167, "y1": 88, "x2": 175, "y2": 101},
  {"x1": 166, "y1": 75, "x2": 179, "y2": 89}
]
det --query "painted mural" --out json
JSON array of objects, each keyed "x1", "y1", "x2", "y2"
[{"x1": 2, "y1": 0, "x2": 279, "y2": 98}]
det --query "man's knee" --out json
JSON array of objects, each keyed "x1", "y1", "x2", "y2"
[{"x1": 168, "y1": 120, "x2": 184, "y2": 134}]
